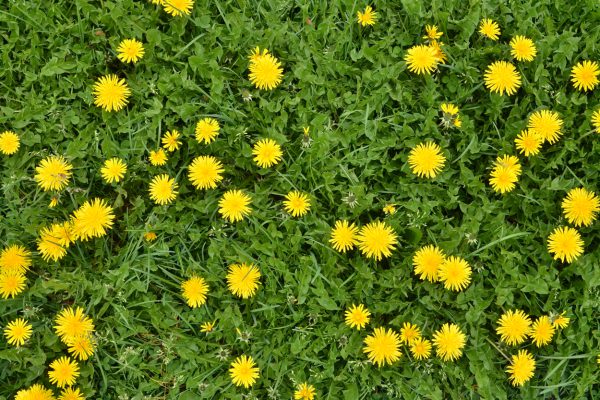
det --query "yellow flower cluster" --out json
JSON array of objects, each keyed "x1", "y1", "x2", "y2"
[
  {"x1": 412, "y1": 245, "x2": 472, "y2": 291},
  {"x1": 329, "y1": 220, "x2": 397, "y2": 261}
]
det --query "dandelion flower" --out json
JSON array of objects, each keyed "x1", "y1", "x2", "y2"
[
  {"x1": 37, "y1": 224, "x2": 70, "y2": 262},
  {"x1": 410, "y1": 338, "x2": 432, "y2": 360},
  {"x1": 528, "y1": 110, "x2": 563, "y2": 144},
  {"x1": 408, "y1": 142, "x2": 445, "y2": 178},
  {"x1": 484, "y1": 61, "x2": 521, "y2": 95},
  {"x1": 54, "y1": 307, "x2": 95, "y2": 343},
  {"x1": 93, "y1": 75, "x2": 130, "y2": 112},
  {"x1": 181, "y1": 276, "x2": 209, "y2": 308},
  {"x1": 329, "y1": 220, "x2": 359, "y2": 253},
  {"x1": 400, "y1": 322, "x2": 421, "y2": 344},
  {"x1": 227, "y1": 263, "x2": 261, "y2": 298},
  {"x1": 229, "y1": 355, "x2": 259, "y2": 388},
  {"x1": 15, "y1": 384, "x2": 55, "y2": 400},
  {"x1": 294, "y1": 382, "x2": 316, "y2": 400},
  {"x1": 345, "y1": 304, "x2": 371, "y2": 330},
  {"x1": 496, "y1": 309, "x2": 531, "y2": 346},
  {"x1": 252, "y1": 138, "x2": 283, "y2": 168},
  {"x1": 59, "y1": 387, "x2": 85, "y2": 400},
  {"x1": 283, "y1": 190, "x2": 311, "y2": 217},
  {"x1": 49, "y1": 196, "x2": 59, "y2": 208},
  {"x1": 438, "y1": 256, "x2": 472, "y2": 291},
  {"x1": 479, "y1": 19, "x2": 500, "y2": 40},
  {"x1": 35, "y1": 155, "x2": 73, "y2": 191},
  {"x1": 66, "y1": 335, "x2": 95, "y2": 361},
  {"x1": 571, "y1": 60, "x2": 599, "y2": 92},
  {"x1": 188, "y1": 155, "x2": 224, "y2": 190},
  {"x1": 149, "y1": 174, "x2": 178, "y2": 205},
  {"x1": 161, "y1": 130, "x2": 182, "y2": 152},
  {"x1": 195, "y1": 118, "x2": 220, "y2": 144},
  {"x1": 249, "y1": 48, "x2": 283, "y2": 90},
  {"x1": 116, "y1": 38, "x2": 144, "y2": 64},
  {"x1": 529, "y1": 316, "x2": 555, "y2": 347},
  {"x1": 48, "y1": 356, "x2": 80, "y2": 388},
  {"x1": 0, "y1": 244, "x2": 31, "y2": 274},
  {"x1": 200, "y1": 321, "x2": 216, "y2": 333},
  {"x1": 357, "y1": 221, "x2": 397, "y2": 261},
  {"x1": 0, "y1": 270, "x2": 26, "y2": 298},
  {"x1": 357, "y1": 5, "x2": 376, "y2": 26},
  {"x1": 144, "y1": 232, "x2": 157, "y2": 242},
  {"x1": 149, "y1": 149, "x2": 167, "y2": 166},
  {"x1": 3, "y1": 318, "x2": 32, "y2": 346},
  {"x1": 0, "y1": 130, "x2": 20, "y2": 155},
  {"x1": 515, "y1": 129, "x2": 542, "y2": 156},
  {"x1": 163, "y1": 0, "x2": 194, "y2": 16},
  {"x1": 591, "y1": 109, "x2": 600, "y2": 133},
  {"x1": 433, "y1": 323, "x2": 466, "y2": 361},
  {"x1": 489, "y1": 166, "x2": 519, "y2": 194},
  {"x1": 510, "y1": 36, "x2": 536, "y2": 62},
  {"x1": 363, "y1": 327, "x2": 401, "y2": 367},
  {"x1": 404, "y1": 45, "x2": 438, "y2": 75},
  {"x1": 101, "y1": 158, "x2": 127, "y2": 183},
  {"x1": 430, "y1": 40, "x2": 448, "y2": 64},
  {"x1": 552, "y1": 312, "x2": 570, "y2": 329},
  {"x1": 561, "y1": 187, "x2": 599, "y2": 227},
  {"x1": 507, "y1": 350, "x2": 535, "y2": 386},
  {"x1": 547, "y1": 226, "x2": 583, "y2": 263},
  {"x1": 218, "y1": 189, "x2": 252, "y2": 222},
  {"x1": 423, "y1": 25, "x2": 443, "y2": 40},
  {"x1": 383, "y1": 204, "x2": 396, "y2": 215},
  {"x1": 413, "y1": 245, "x2": 445, "y2": 282},
  {"x1": 71, "y1": 198, "x2": 115, "y2": 240}
]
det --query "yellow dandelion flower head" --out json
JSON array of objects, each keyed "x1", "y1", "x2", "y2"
[
  {"x1": 400, "y1": 322, "x2": 421, "y2": 344},
  {"x1": 344, "y1": 304, "x2": 371, "y2": 330},
  {"x1": 181, "y1": 275, "x2": 209, "y2": 308},
  {"x1": 218, "y1": 189, "x2": 252, "y2": 222},
  {"x1": 440, "y1": 103, "x2": 459, "y2": 115},
  {"x1": 591, "y1": 109, "x2": 600, "y2": 133},
  {"x1": 66, "y1": 334, "x2": 95, "y2": 361},
  {"x1": 248, "y1": 49, "x2": 283, "y2": 90},
  {"x1": 410, "y1": 338, "x2": 432, "y2": 361},
  {"x1": 144, "y1": 231, "x2": 158, "y2": 242},
  {"x1": 547, "y1": 226, "x2": 583, "y2": 263},
  {"x1": 408, "y1": 142, "x2": 446, "y2": 178},
  {"x1": 527, "y1": 110, "x2": 563, "y2": 144},
  {"x1": 357, "y1": 221, "x2": 397, "y2": 261},
  {"x1": 0, "y1": 130, "x2": 20, "y2": 155},
  {"x1": 116, "y1": 38, "x2": 144, "y2": 64},
  {"x1": 161, "y1": 130, "x2": 182, "y2": 152},
  {"x1": 3, "y1": 318, "x2": 32, "y2": 347},
  {"x1": 163, "y1": 0, "x2": 194, "y2": 16},
  {"x1": 515, "y1": 129, "x2": 542, "y2": 157},
  {"x1": 48, "y1": 356, "x2": 80, "y2": 388},
  {"x1": 529, "y1": 316, "x2": 555, "y2": 347},
  {"x1": 382, "y1": 203, "x2": 396, "y2": 215},
  {"x1": 552, "y1": 312, "x2": 570, "y2": 329},
  {"x1": 0, "y1": 270, "x2": 26, "y2": 299},
  {"x1": 71, "y1": 198, "x2": 115, "y2": 241},
  {"x1": 101, "y1": 157, "x2": 127, "y2": 183},
  {"x1": 54, "y1": 306, "x2": 95, "y2": 344},
  {"x1": 357, "y1": 5, "x2": 377, "y2": 27},
  {"x1": 571, "y1": 60, "x2": 599, "y2": 92},
  {"x1": 510, "y1": 35, "x2": 536, "y2": 62},
  {"x1": 423, "y1": 24, "x2": 443, "y2": 40},
  {"x1": 561, "y1": 187, "x2": 599, "y2": 227},
  {"x1": 252, "y1": 138, "x2": 283, "y2": 168},
  {"x1": 149, "y1": 148, "x2": 168, "y2": 166},
  {"x1": 93, "y1": 74, "x2": 131, "y2": 112},
  {"x1": 413, "y1": 245, "x2": 445, "y2": 282},
  {"x1": 229, "y1": 355, "x2": 259, "y2": 388},
  {"x1": 294, "y1": 382, "x2": 316, "y2": 400},
  {"x1": 484, "y1": 61, "x2": 521, "y2": 95},
  {"x1": 37, "y1": 223, "x2": 72, "y2": 262},
  {"x1": 363, "y1": 327, "x2": 402, "y2": 367},
  {"x1": 0, "y1": 244, "x2": 32, "y2": 274},
  {"x1": 433, "y1": 323, "x2": 466, "y2": 361},
  {"x1": 227, "y1": 263, "x2": 261, "y2": 298},
  {"x1": 35, "y1": 155, "x2": 73, "y2": 192},
  {"x1": 59, "y1": 387, "x2": 85, "y2": 400},
  {"x1": 438, "y1": 256, "x2": 472, "y2": 291},
  {"x1": 195, "y1": 117, "x2": 220, "y2": 144},
  {"x1": 49, "y1": 196, "x2": 60, "y2": 208},
  {"x1": 496, "y1": 309, "x2": 531, "y2": 346},
  {"x1": 188, "y1": 155, "x2": 224, "y2": 190},
  {"x1": 283, "y1": 190, "x2": 311, "y2": 217},
  {"x1": 200, "y1": 320, "x2": 216, "y2": 333},
  {"x1": 479, "y1": 18, "x2": 500, "y2": 40},
  {"x1": 404, "y1": 44, "x2": 438, "y2": 75},
  {"x1": 429, "y1": 40, "x2": 447, "y2": 64},
  {"x1": 329, "y1": 220, "x2": 359, "y2": 253},
  {"x1": 15, "y1": 384, "x2": 56, "y2": 400},
  {"x1": 489, "y1": 166, "x2": 519, "y2": 194},
  {"x1": 507, "y1": 350, "x2": 535, "y2": 386},
  {"x1": 149, "y1": 174, "x2": 178, "y2": 205}
]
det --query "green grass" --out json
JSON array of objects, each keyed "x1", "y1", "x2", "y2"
[{"x1": 1, "y1": 0, "x2": 600, "y2": 398}]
